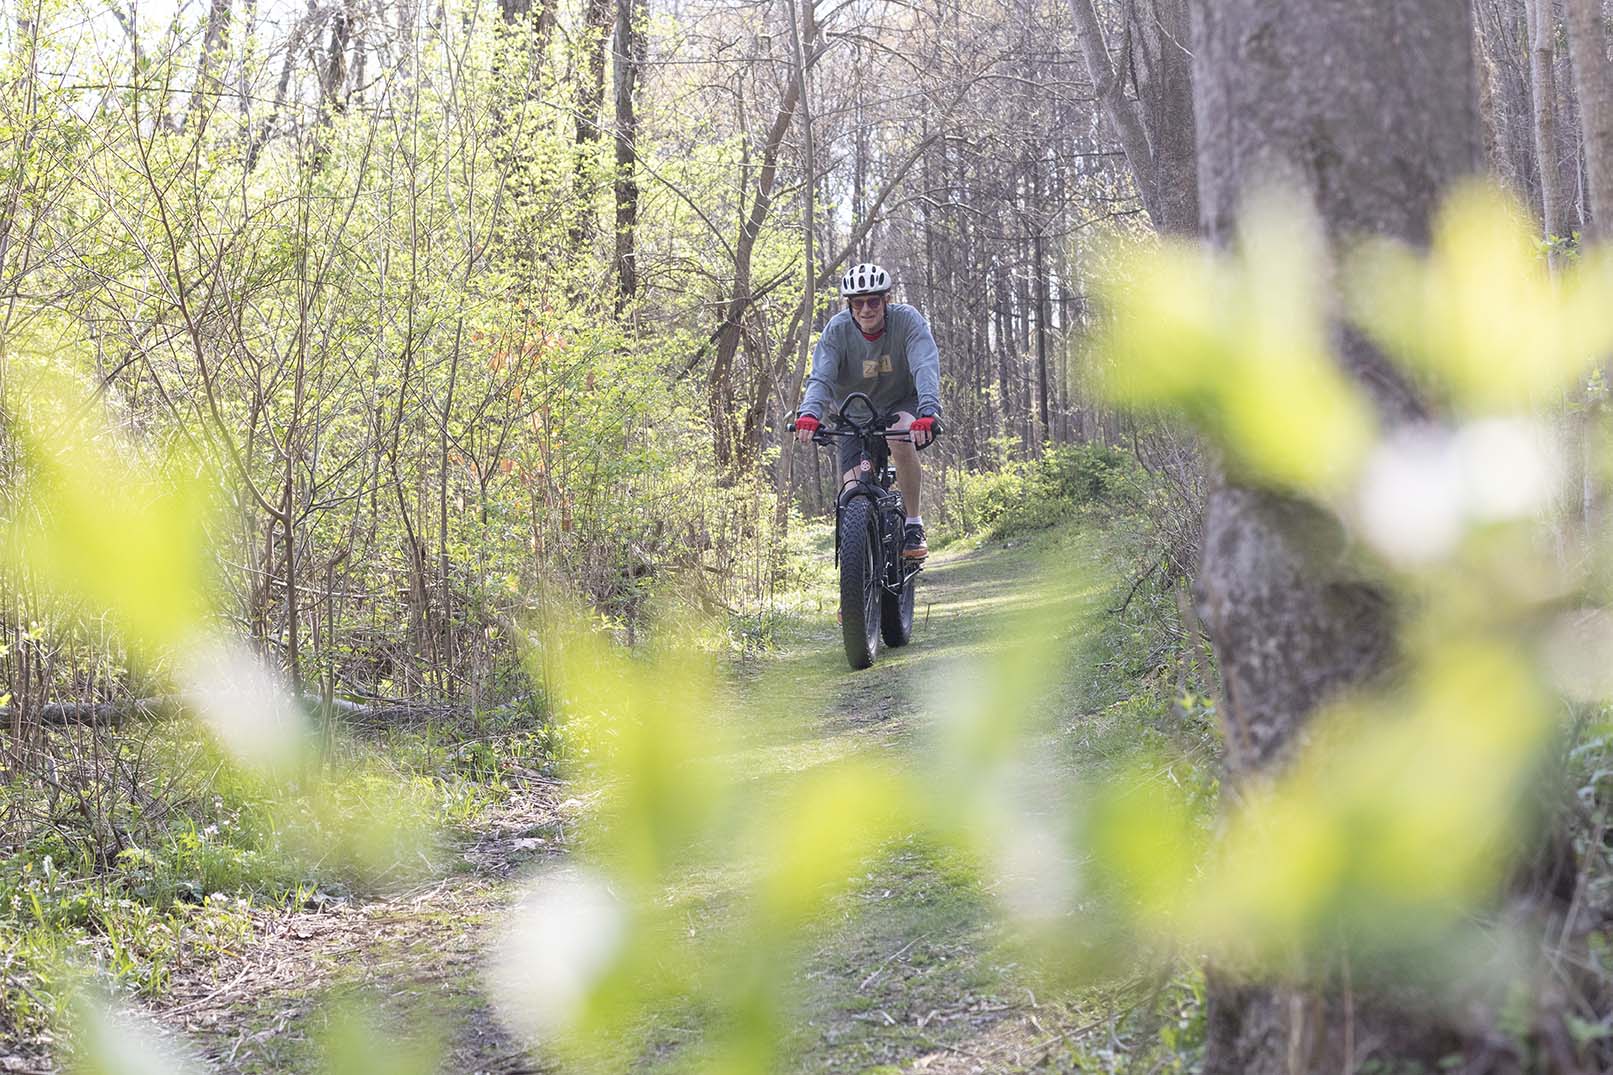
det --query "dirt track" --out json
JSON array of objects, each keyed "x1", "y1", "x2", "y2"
[{"x1": 145, "y1": 532, "x2": 1135, "y2": 1073}]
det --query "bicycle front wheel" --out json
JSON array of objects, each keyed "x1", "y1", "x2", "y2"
[{"x1": 839, "y1": 498, "x2": 881, "y2": 670}]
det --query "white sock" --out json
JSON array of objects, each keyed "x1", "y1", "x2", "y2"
[{"x1": 906, "y1": 516, "x2": 923, "y2": 526}]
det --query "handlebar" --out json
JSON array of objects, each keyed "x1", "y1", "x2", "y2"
[
  {"x1": 786, "y1": 419, "x2": 939, "y2": 450},
  {"x1": 786, "y1": 421, "x2": 913, "y2": 438}
]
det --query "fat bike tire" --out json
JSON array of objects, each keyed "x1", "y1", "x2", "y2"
[
  {"x1": 881, "y1": 562, "x2": 915, "y2": 647},
  {"x1": 839, "y1": 498, "x2": 881, "y2": 670}
]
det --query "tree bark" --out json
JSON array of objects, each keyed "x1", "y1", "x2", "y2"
[
  {"x1": 1564, "y1": 0, "x2": 1613, "y2": 235},
  {"x1": 1475, "y1": 11, "x2": 1506, "y2": 174},
  {"x1": 611, "y1": 0, "x2": 647, "y2": 313},
  {"x1": 318, "y1": 0, "x2": 352, "y2": 118},
  {"x1": 709, "y1": 76, "x2": 802, "y2": 472},
  {"x1": 1069, "y1": 0, "x2": 1163, "y2": 222},
  {"x1": 1528, "y1": 0, "x2": 1573, "y2": 245},
  {"x1": 1190, "y1": 1, "x2": 1480, "y2": 1071},
  {"x1": 781, "y1": 0, "x2": 816, "y2": 524},
  {"x1": 1069, "y1": 0, "x2": 1198, "y2": 234},
  {"x1": 1131, "y1": 0, "x2": 1199, "y2": 235},
  {"x1": 570, "y1": 0, "x2": 614, "y2": 252}
]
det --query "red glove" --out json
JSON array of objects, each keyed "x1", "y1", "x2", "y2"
[
  {"x1": 910, "y1": 416, "x2": 937, "y2": 437},
  {"x1": 795, "y1": 414, "x2": 820, "y2": 433}
]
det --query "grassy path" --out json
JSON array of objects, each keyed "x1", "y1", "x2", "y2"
[
  {"x1": 731, "y1": 527, "x2": 1138, "y2": 1073},
  {"x1": 146, "y1": 523, "x2": 1183, "y2": 1074}
]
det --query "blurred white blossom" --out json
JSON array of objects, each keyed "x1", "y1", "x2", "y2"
[
  {"x1": 1354, "y1": 418, "x2": 1559, "y2": 565},
  {"x1": 487, "y1": 869, "x2": 625, "y2": 1042},
  {"x1": 180, "y1": 638, "x2": 310, "y2": 772},
  {"x1": 72, "y1": 998, "x2": 207, "y2": 1075}
]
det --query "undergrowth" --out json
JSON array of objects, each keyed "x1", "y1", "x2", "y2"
[
  {"x1": 935, "y1": 442, "x2": 1138, "y2": 546},
  {"x1": 0, "y1": 703, "x2": 562, "y2": 1059},
  {"x1": 0, "y1": 535, "x2": 837, "y2": 1063},
  {"x1": 0, "y1": 489, "x2": 1230, "y2": 1071}
]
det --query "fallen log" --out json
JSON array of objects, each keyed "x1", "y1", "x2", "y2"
[
  {"x1": 18, "y1": 696, "x2": 180, "y2": 726},
  {"x1": 0, "y1": 695, "x2": 513, "y2": 728}
]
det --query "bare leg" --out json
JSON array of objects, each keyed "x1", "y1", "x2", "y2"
[{"x1": 889, "y1": 411, "x2": 921, "y2": 514}]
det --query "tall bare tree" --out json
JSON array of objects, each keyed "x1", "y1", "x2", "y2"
[
  {"x1": 1528, "y1": 0, "x2": 1574, "y2": 245},
  {"x1": 611, "y1": 0, "x2": 647, "y2": 312},
  {"x1": 1564, "y1": 0, "x2": 1613, "y2": 234},
  {"x1": 570, "y1": 0, "x2": 613, "y2": 251},
  {"x1": 1068, "y1": 0, "x2": 1197, "y2": 233}
]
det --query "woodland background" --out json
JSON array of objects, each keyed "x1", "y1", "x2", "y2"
[{"x1": 7, "y1": 0, "x2": 1613, "y2": 1072}]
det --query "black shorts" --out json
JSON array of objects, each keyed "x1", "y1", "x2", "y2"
[{"x1": 835, "y1": 399, "x2": 918, "y2": 474}]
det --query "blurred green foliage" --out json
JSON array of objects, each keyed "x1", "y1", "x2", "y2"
[
  {"x1": 1096, "y1": 195, "x2": 1377, "y2": 493},
  {"x1": 1349, "y1": 185, "x2": 1613, "y2": 414},
  {"x1": 1083, "y1": 183, "x2": 1600, "y2": 988},
  {"x1": 7, "y1": 114, "x2": 1610, "y2": 1072},
  {"x1": 484, "y1": 182, "x2": 1613, "y2": 1069}
]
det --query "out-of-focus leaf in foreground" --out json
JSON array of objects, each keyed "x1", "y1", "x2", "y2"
[
  {"x1": 9, "y1": 364, "x2": 435, "y2": 927},
  {"x1": 493, "y1": 612, "x2": 734, "y2": 1065},
  {"x1": 1086, "y1": 182, "x2": 1582, "y2": 992},
  {"x1": 1093, "y1": 192, "x2": 1376, "y2": 494},
  {"x1": 689, "y1": 757, "x2": 916, "y2": 1074},
  {"x1": 311, "y1": 994, "x2": 444, "y2": 1075},
  {"x1": 544, "y1": 609, "x2": 731, "y2": 887},
  {"x1": 1187, "y1": 640, "x2": 1551, "y2": 969},
  {"x1": 67, "y1": 997, "x2": 206, "y2": 1075},
  {"x1": 1348, "y1": 183, "x2": 1613, "y2": 414},
  {"x1": 3, "y1": 372, "x2": 217, "y2": 656},
  {"x1": 499, "y1": 614, "x2": 936, "y2": 1071}
]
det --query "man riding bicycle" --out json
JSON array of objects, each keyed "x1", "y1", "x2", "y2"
[{"x1": 794, "y1": 262, "x2": 943, "y2": 559}]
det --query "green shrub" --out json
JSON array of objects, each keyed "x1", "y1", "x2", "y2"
[{"x1": 940, "y1": 443, "x2": 1137, "y2": 542}]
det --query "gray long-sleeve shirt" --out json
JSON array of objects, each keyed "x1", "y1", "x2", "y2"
[{"x1": 798, "y1": 304, "x2": 943, "y2": 421}]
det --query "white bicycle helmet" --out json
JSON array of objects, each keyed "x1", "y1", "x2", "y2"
[{"x1": 839, "y1": 262, "x2": 892, "y2": 297}]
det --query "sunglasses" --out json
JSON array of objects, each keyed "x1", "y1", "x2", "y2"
[{"x1": 849, "y1": 295, "x2": 886, "y2": 311}]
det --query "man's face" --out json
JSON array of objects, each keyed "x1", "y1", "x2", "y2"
[{"x1": 849, "y1": 292, "x2": 888, "y2": 334}]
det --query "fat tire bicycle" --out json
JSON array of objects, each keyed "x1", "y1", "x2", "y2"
[{"x1": 790, "y1": 393, "x2": 939, "y2": 670}]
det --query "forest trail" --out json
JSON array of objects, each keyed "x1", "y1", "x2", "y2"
[{"x1": 147, "y1": 528, "x2": 1127, "y2": 1074}]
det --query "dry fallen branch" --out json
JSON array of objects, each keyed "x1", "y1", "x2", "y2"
[{"x1": 0, "y1": 695, "x2": 510, "y2": 728}]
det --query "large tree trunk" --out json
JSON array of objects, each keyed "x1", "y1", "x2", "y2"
[
  {"x1": 1190, "y1": 2, "x2": 1480, "y2": 1072},
  {"x1": 1131, "y1": 0, "x2": 1198, "y2": 235},
  {"x1": 1564, "y1": 0, "x2": 1613, "y2": 235}
]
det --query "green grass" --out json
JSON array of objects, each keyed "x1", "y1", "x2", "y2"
[
  {"x1": 0, "y1": 697, "x2": 566, "y2": 1060},
  {"x1": 785, "y1": 836, "x2": 1011, "y2": 1071},
  {"x1": 2, "y1": 498, "x2": 1219, "y2": 1074},
  {"x1": 763, "y1": 522, "x2": 1214, "y2": 1072}
]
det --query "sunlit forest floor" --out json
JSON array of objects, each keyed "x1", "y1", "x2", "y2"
[{"x1": 7, "y1": 519, "x2": 1209, "y2": 1073}]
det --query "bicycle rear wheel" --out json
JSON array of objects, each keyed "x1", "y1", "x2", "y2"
[{"x1": 839, "y1": 498, "x2": 881, "y2": 669}]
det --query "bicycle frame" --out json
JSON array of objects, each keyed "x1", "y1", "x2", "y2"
[
  {"x1": 814, "y1": 395, "x2": 925, "y2": 594},
  {"x1": 790, "y1": 392, "x2": 934, "y2": 668}
]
